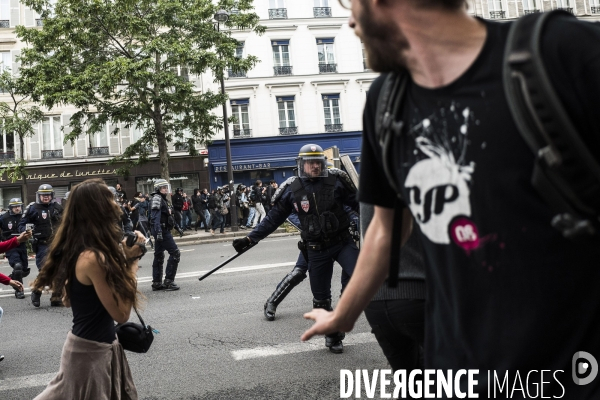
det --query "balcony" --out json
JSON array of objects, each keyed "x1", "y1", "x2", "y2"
[
  {"x1": 319, "y1": 63, "x2": 337, "y2": 74},
  {"x1": 554, "y1": 6, "x2": 573, "y2": 13},
  {"x1": 42, "y1": 149, "x2": 63, "y2": 159},
  {"x1": 0, "y1": 20, "x2": 9, "y2": 28},
  {"x1": 88, "y1": 146, "x2": 109, "y2": 156},
  {"x1": 35, "y1": 19, "x2": 44, "y2": 26},
  {"x1": 279, "y1": 126, "x2": 298, "y2": 135},
  {"x1": 313, "y1": 7, "x2": 332, "y2": 18},
  {"x1": 592, "y1": 6, "x2": 600, "y2": 13},
  {"x1": 268, "y1": 8, "x2": 287, "y2": 19},
  {"x1": 523, "y1": 9, "x2": 540, "y2": 14},
  {"x1": 228, "y1": 69, "x2": 247, "y2": 78},
  {"x1": 175, "y1": 143, "x2": 189, "y2": 152},
  {"x1": 143, "y1": 144, "x2": 154, "y2": 153},
  {"x1": 0, "y1": 151, "x2": 15, "y2": 161},
  {"x1": 325, "y1": 124, "x2": 343, "y2": 133},
  {"x1": 233, "y1": 129, "x2": 252, "y2": 138},
  {"x1": 273, "y1": 65, "x2": 293, "y2": 76},
  {"x1": 488, "y1": 10, "x2": 506, "y2": 19}
]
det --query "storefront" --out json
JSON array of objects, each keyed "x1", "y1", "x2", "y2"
[
  {"x1": 207, "y1": 131, "x2": 362, "y2": 190},
  {"x1": 0, "y1": 156, "x2": 210, "y2": 206}
]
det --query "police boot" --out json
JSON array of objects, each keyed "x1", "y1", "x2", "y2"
[
  {"x1": 31, "y1": 290, "x2": 42, "y2": 307},
  {"x1": 264, "y1": 267, "x2": 307, "y2": 321},
  {"x1": 313, "y1": 298, "x2": 345, "y2": 354},
  {"x1": 12, "y1": 263, "x2": 25, "y2": 299}
]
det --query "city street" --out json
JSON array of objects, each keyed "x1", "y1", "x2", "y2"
[{"x1": 0, "y1": 236, "x2": 386, "y2": 400}]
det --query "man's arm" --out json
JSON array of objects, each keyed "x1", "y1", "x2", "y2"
[
  {"x1": 247, "y1": 192, "x2": 294, "y2": 243},
  {"x1": 301, "y1": 205, "x2": 412, "y2": 340}
]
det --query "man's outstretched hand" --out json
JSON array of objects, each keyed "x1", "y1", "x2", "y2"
[{"x1": 301, "y1": 309, "x2": 353, "y2": 341}]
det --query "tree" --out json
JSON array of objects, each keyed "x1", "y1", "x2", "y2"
[
  {"x1": 0, "y1": 69, "x2": 44, "y2": 201},
  {"x1": 17, "y1": 0, "x2": 264, "y2": 180}
]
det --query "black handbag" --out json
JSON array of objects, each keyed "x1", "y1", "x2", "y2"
[{"x1": 115, "y1": 307, "x2": 154, "y2": 353}]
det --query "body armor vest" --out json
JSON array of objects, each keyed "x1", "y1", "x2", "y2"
[
  {"x1": 1, "y1": 214, "x2": 21, "y2": 240},
  {"x1": 154, "y1": 194, "x2": 175, "y2": 229},
  {"x1": 290, "y1": 175, "x2": 350, "y2": 243},
  {"x1": 33, "y1": 203, "x2": 56, "y2": 239}
]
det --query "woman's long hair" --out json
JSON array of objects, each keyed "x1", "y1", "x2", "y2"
[{"x1": 33, "y1": 178, "x2": 140, "y2": 308}]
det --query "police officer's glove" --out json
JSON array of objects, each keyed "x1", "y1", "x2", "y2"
[
  {"x1": 156, "y1": 231, "x2": 163, "y2": 242},
  {"x1": 233, "y1": 236, "x2": 252, "y2": 253}
]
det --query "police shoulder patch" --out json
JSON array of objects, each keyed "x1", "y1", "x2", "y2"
[
  {"x1": 151, "y1": 194, "x2": 162, "y2": 210},
  {"x1": 329, "y1": 168, "x2": 357, "y2": 193},
  {"x1": 271, "y1": 176, "x2": 297, "y2": 205}
]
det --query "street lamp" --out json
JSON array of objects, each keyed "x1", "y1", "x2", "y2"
[{"x1": 214, "y1": 10, "x2": 239, "y2": 232}]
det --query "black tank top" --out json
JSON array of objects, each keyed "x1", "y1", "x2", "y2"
[{"x1": 71, "y1": 272, "x2": 116, "y2": 344}]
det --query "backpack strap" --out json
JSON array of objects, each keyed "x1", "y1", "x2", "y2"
[{"x1": 503, "y1": 10, "x2": 600, "y2": 238}]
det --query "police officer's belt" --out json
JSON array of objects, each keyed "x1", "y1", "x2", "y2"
[{"x1": 307, "y1": 231, "x2": 350, "y2": 251}]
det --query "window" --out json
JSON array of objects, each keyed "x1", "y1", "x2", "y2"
[
  {"x1": 269, "y1": 0, "x2": 287, "y2": 19},
  {"x1": 317, "y1": 39, "x2": 336, "y2": 73},
  {"x1": 89, "y1": 123, "x2": 108, "y2": 155},
  {"x1": 488, "y1": 0, "x2": 505, "y2": 18},
  {"x1": 41, "y1": 116, "x2": 62, "y2": 151},
  {"x1": 522, "y1": 0, "x2": 537, "y2": 9},
  {"x1": 277, "y1": 96, "x2": 297, "y2": 135},
  {"x1": 0, "y1": 123, "x2": 14, "y2": 160},
  {"x1": 172, "y1": 65, "x2": 189, "y2": 82},
  {"x1": 555, "y1": 0, "x2": 570, "y2": 7},
  {"x1": 322, "y1": 94, "x2": 342, "y2": 132},
  {"x1": 314, "y1": 0, "x2": 332, "y2": 17},
  {"x1": 592, "y1": 0, "x2": 600, "y2": 13},
  {"x1": 231, "y1": 99, "x2": 251, "y2": 138},
  {"x1": 361, "y1": 42, "x2": 369, "y2": 70},
  {"x1": 272, "y1": 40, "x2": 292, "y2": 75},
  {"x1": 229, "y1": 42, "x2": 246, "y2": 78},
  {"x1": 235, "y1": 42, "x2": 244, "y2": 59},
  {"x1": 270, "y1": 0, "x2": 285, "y2": 8},
  {"x1": 314, "y1": 0, "x2": 330, "y2": 5},
  {"x1": 0, "y1": 0, "x2": 9, "y2": 28},
  {"x1": 0, "y1": 51, "x2": 10, "y2": 72},
  {"x1": 0, "y1": 187, "x2": 22, "y2": 209}
]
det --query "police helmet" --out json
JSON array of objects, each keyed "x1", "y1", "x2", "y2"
[
  {"x1": 8, "y1": 198, "x2": 23, "y2": 215},
  {"x1": 107, "y1": 186, "x2": 120, "y2": 202},
  {"x1": 297, "y1": 144, "x2": 328, "y2": 179},
  {"x1": 36, "y1": 184, "x2": 54, "y2": 204},
  {"x1": 153, "y1": 179, "x2": 172, "y2": 194},
  {"x1": 326, "y1": 161, "x2": 334, "y2": 169}
]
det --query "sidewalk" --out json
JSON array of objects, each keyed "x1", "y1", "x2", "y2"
[{"x1": 171, "y1": 226, "x2": 299, "y2": 247}]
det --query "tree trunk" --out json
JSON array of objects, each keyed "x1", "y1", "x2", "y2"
[
  {"x1": 154, "y1": 51, "x2": 169, "y2": 182},
  {"x1": 18, "y1": 134, "x2": 28, "y2": 203}
]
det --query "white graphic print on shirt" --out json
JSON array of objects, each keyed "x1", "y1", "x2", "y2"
[{"x1": 404, "y1": 104, "x2": 478, "y2": 248}]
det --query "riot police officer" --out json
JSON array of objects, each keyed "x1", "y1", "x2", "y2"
[
  {"x1": 19, "y1": 184, "x2": 64, "y2": 307},
  {"x1": 0, "y1": 198, "x2": 29, "y2": 299},
  {"x1": 233, "y1": 144, "x2": 359, "y2": 353},
  {"x1": 108, "y1": 186, "x2": 134, "y2": 234},
  {"x1": 150, "y1": 179, "x2": 180, "y2": 291}
]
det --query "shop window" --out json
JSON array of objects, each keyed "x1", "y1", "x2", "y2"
[{"x1": 0, "y1": 186, "x2": 22, "y2": 209}]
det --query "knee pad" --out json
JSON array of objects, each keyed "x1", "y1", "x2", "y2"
[
  {"x1": 14, "y1": 263, "x2": 23, "y2": 272},
  {"x1": 154, "y1": 253, "x2": 165, "y2": 265},
  {"x1": 171, "y1": 249, "x2": 181, "y2": 263},
  {"x1": 22, "y1": 267, "x2": 31, "y2": 278}
]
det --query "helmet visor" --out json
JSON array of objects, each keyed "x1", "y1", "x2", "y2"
[
  {"x1": 298, "y1": 156, "x2": 328, "y2": 179},
  {"x1": 156, "y1": 183, "x2": 172, "y2": 194}
]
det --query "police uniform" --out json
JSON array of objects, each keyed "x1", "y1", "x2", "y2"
[
  {"x1": 236, "y1": 144, "x2": 360, "y2": 353},
  {"x1": 149, "y1": 179, "x2": 180, "y2": 291},
  {"x1": 18, "y1": 184, "x2": 64, "y2": 307},
  {"x1": 0, "y1": 198, "x2": 29, "y2": 299}
]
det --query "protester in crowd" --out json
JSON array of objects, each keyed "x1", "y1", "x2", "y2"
[
  {"x1": 208, "y1": 187, "x2": 225, "y2": 235},
  {"x1": 249, "y1": 180, "x2": 266, "y2": 228},
  {"x1": 127, "y1": 192, "x2": 141, "y2": 229},
  {"x1": 236, "y1": 185, "x2": 248, "y2": 229},
  {"x1": 192, "y1": 189, "x2": 209, "y2": 232},
  {"x1": 115, "y1": 183, "x2": 127, "y2": 201},
  {"x1": 200, "y1": 189, "x2": 211, "y2": 229},
  {"x1": 171, "y1": 188, "x2": 184, "y2": 229},
  {"x1": 302, "y1": 2, "x2": 600, "y2": 398},
  {"x1": 31, "y1": 179, "x2": 145, "y2": 399},
  {"x1": 182, "y1": 193, "x2": 193, "y2": 230},
  {"x1": 221, "y1": 186, "x2": 231, "y2": 228},
  {"x1": 136, "y1": 193, "x2": 149, "y2": 220},
  {"x1": 264, "y1": 180, "x2": 277, "y2": 214}
]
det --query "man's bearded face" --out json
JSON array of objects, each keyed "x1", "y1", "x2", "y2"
[{"x1": 304, "y1": 160, "x2": 323, "y2": 178}]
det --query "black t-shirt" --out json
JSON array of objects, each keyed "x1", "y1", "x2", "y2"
[{"x1": 360, "y1": 17, "x2": 600, "y2": 398}]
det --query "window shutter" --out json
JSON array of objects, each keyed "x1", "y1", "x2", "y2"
[
  {"x1": 29, "y1": 123, "x2": 41, "y2": 159},
  {"x1": 62, "y1": 114, "x2": 74, "y2": 157},
  {"x1": 76, "y1": 133, "x2": 87, "y2": 157},
  {"x1": 23, "y1": 7, "x2": 34, "y2": 27},
  {"x1": 9, "y1": 0, "x2": 19, "y2": 27},
  {"x1": 120, "y1": 123, "x2": 130, "y2": 150},
  {"x1": 11, "y1": 49, "x2": 19, "y2": 76},
  {"x1": 108, "y1": 123, "x2": 120, "y2": 154}
]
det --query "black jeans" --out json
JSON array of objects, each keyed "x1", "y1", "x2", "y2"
[{"x1": 363, "y1": 299, "x2": 425, "y2": 372}]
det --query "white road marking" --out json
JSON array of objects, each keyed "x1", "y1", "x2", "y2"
[
  {"x1": 231, "y1": 332, "x2": 378, "y2": 361},
  {"x1": 0, "y1": 261, "x2": 296, "y2": 297},
  {"x1": 0, "y1": 372, "x2": 56, "y2": 392}
]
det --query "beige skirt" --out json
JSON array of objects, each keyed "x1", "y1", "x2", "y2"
[{"x1": 34, "y1": 331, "x2": 138, "y2": 400}]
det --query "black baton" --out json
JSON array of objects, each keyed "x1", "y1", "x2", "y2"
[{"x1": 198, "y1": 242, "x2": 257, "y2": 282}]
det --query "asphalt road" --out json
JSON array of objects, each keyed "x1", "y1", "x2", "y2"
[{"x1": 0, "y1": 236, "x2": 388, "y2": 399}]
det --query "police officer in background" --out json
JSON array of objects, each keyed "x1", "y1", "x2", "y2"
[
  {"x1": 0, "y1": 198, "x2": 29, "y2": 299},
  {"x1": 233, "y1": 144, "x2": 359, "y2": 353},
  {"x1": 150, "y1": 179, "x2": 180, "y2": 291},
  {"x1": 108, "y1": 186, "x2": 134, "y2": 234},
  {"x1": 19, "y1": 184, "x2": 64, "y2": 307}
]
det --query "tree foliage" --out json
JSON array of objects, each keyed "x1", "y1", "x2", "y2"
[{"x1": 17, "y1": 0, "x2": 264, "y2": 179}]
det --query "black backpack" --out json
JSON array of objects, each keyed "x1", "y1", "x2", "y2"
[{"x1": 377, "y1": 11, "x2": 600, "y2": 286}]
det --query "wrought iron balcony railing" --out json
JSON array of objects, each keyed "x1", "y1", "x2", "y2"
[
  {"x1": 313, "y1": 7, "x2": 332, "y2": 18},
  {"x1": 279, "y1": 126, "x2": 298, "y2": 135},
  {"x1": 269, "y1": 8, "x2": 287, "y2": 19},
  {"x1": 325, "y1": 124, "x2": 343, "y2": 133},
  {"x1": 554, "y1": 7, "x2": 573, "y2": 13},
  {"x1": 175, "y1": 143, "x2": 189, "y2": 152},
  {"x1": 142, "y1": 144, "x2": 154, "y2": 153},
  {"x1": 592, "y1": 6, "x2": 600, "y2": 13},
  {"x1": 273, "y1": 65, "x2": 293, "y2": 76},
  {"x1": 319, "y1": 63, "x2": 337, "y2": 74},
  {"x1": 488, "y1": 10, "x2": 506, "y2": 19},
  {"x1": 0, "y1": 151, "x2": 15, "y2": 160},
  {"x1": 233, "y1": 129, "x2": 252, "y2": 138},
  {"x1": 35, "y1": 19, "x2": 44, "y2": 26},
  {"x1": 88, "y1": 146, "x2": 109, "y2": 156},
  {"x1": 0, "y1": 20, "x2": 9, "y2": 28},
  {"x1": 228, "y1": 69, "x2": 247, "y2": 78},
  {"x1": 42, "y1": 149, "x2": 63, "y2": 159},
  {"x1": 523, "y1": 9, "x2": 540, "y2": 14}
]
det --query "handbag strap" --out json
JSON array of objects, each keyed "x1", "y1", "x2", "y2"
[{"x1": 133, "y1": 307, "x2": 147, "y2": 327}]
